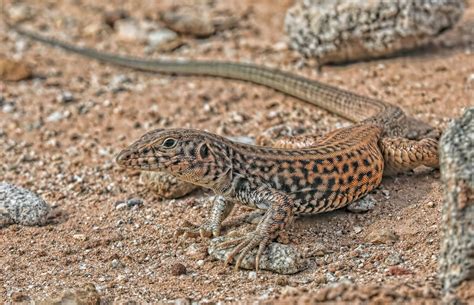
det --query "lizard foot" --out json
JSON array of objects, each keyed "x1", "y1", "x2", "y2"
[
  {"x1": 176, "y1": 219, "x2": 219, "y2": 239},
  {"x1": 217, "y1": 231, "x2": 271, "y2": 272},
  {"x1": 176, "y1": 210, "x2": 265, "y2": 239}
]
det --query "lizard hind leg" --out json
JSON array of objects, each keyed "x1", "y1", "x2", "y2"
[{"x1": 379, "y1": 137, "x2": 439, "y2": 176}]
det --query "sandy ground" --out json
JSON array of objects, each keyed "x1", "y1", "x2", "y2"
[{"x1": 1, "y1": 0, "x2": 473, "y2": 303}]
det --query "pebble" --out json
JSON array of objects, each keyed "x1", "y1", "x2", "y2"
[
  {"x1": 248, "y1": 271, "x2": 257, "y2": 280},
  {"x1": 347, "y1": 196, "x2": 376, "y2": 213},
  {"x1": 147, "y1": 29, "x2": 178, "y2": 47},
  {"x1": 114, "y1": 198, "x2": 144, "y2": 210},
  {"x1": 0, "y1": 182, "x2": 50, "y2": 227},
  {"x1": 366, "y1": 228, "x2": 399, "y2": 245},
  {"x1": 0, "y1": 57, "x2": 33, "y2": 81},
  {"x1": 115, "y1": 19, "x2": 147, "y2": 42},
  {"x1": 46, "y1": 111, "x2": 65, "y2": 122},
  {"x1": 161, "y1": 9, "x2": 215, "y2": 38},
  {"x1": 111, "y1": 259, "x2": 121, "y2": 269},
  {"x1": 7, "y1": 4, "x2": 32, "y2": 22},
  {"x1": 73, "y1": 234, "x2": 87, "y2": 241},
  {"x1": 426, "y1": 201, "x2": 435, "y2": 208},
  {"x1": 2, "y1": 102, "x2": 15, "y2": 113},
  {"x1": 57, "y1": 91, "x2": 75, "y2": 103},
  {"x1": 353, "y1": 226, "x2": 363, "y2": 234},
  {"x1": 171, "y1": 263, "x2": 187, "y2": 276}
]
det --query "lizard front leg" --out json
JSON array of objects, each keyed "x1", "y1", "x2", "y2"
[
  {"x1": 379, "y1": 137, "x2": 439, "y2": 175},
  {"x1": 218, "y1": 185, "x2": 294, "y2": 271},
  {"x1": 177, "y1": 195, "x2": 235, "y2": 238}
]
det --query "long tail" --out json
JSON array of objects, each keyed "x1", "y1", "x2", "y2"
[{"x1": 7, "y1": 22, "x2": 398, "y2": 123}]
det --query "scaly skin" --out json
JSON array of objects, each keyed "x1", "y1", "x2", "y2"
[
  {"x1": 9, "y1": 23, "x2": 440, "y2": 271},
  {"x1": 115, "y1": 125, "x2": 438, "y2": 270}
]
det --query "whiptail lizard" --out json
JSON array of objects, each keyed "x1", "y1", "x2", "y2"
[{"x1": 8, "y1": 23, "x2": 440, "y2": 271}]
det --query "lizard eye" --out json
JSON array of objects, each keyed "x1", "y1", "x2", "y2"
[{"x1": 162, "y1": 138, "x2": 177, "y2": 148}]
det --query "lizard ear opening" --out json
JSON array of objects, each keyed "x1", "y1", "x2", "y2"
[{"x1": 198, "y1": 143, "x2": 210, "y2": 159}]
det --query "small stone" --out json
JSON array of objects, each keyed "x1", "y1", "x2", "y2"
[
  {"x1": 73, "y1": 234, "x2": 87, "y2": 241},
  {"x1": 147, "y1": 29, "x2": 178, "y2": 47},
  {"x1": 104, "y1": 10, "x2": 129, "y2": 28},
  {"x1": 366, "y1": 228, "x2": 399, "y2": 245},
  {"x1": 325, "y1": 272, "x2": 337, "y2": 283},
  {"x1": 160, "y1": 9, "x2": 215, "y2": 38},
  {"x1": 196, "y1": 260, "x2": 205, "y2": 267},
  {"x1": 171, "y1": 263, "x2": 187, "y2": 276},
  {"x1": 0, "y1": 57, "x2": 33, "y2": 81},
  {"x1": 426, "y1": 201, "x2": 435, "y2": 208},
  {"x1": 127, "y1": 198, "x2": 143, "y2": 208},
  {"x1": 115, "y1": 202, "x2": 127, "y2": 210},
  {"x1": 57, "y1": 91, "x2": 75, "y2": 103},
  {"x1": 7, "y1": 4, "x2": 32, "y2": 22},
  {"x1": 382, "y1": 190, "x2": 390, "y2": 198},
  {"x1": 115, "y1": 19, "x2": 146, "y2": 42},
  {"x1": 347, "y1": 196, "x2": 376, "y2": 213},
  {"x1": 2, "y1": 102, "x2": 15, "y2": 113},
  {"x1": 46, "y1": 111, "x2": 65, "y2": 122},
  {"x1": 111, "y1": 259, "x2": 121, "y2": 269},
  {"x1": 248, "y1": 271, "x2": 257, "y2": 280},
  {"x1": 353, "y1": 226, "x2": 363, "y2": 234}
]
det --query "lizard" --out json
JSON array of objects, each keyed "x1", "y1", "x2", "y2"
[{"x1": 7, "y1": 22, "x2": 440, "y2": 271}]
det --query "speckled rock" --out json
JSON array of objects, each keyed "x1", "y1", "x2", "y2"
[
  {"x1": 439, "y1": 107, "x2": 474, "y2": 302},
  {"x1": 285, "y1": 0, "x2": 465, "y2": 64},
  {"x1": 0, "y1": 182, "x2": 50, "y2": 227},
  {"x1": 267, "y1": 281, "x2": 440, "y2": 304},
  {"x1": 209, "y1": 236, "x2": 307, "y2": 274},
  {"x1": 346, "y1": 195, "x2": 376, "y2": 213}
]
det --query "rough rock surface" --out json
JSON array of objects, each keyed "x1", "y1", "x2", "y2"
[
  {"x1": 438, "y1": 107, "x2": 474, "y2": 302},
  {"x1": 0, "y1": 182, "x2": 50, "y2": 227},
  {"x1": 285, "y1": 0, "x2": 465, "y2": 64},
  {"x1": 209, "y1": 236, "x2": 307, "y2": 274},
  {"x1": 266, "y1": 281, "x2": 441, "y2": 304}
]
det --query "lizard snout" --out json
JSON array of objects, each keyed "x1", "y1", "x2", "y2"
[{"x1": 115, "y1": 149, "x2": 133, "y2": 166}]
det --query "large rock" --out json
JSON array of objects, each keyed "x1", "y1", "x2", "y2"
[
  {"x1": 285, "y1": 0, "x2": 465, "y2": 64},
  {"x1": 438, "y1": 108, "x2": 474, "y2": 303}
]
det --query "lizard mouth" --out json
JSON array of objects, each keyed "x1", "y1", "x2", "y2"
[{"x1": 115, "y1": 149, "x2": 162, "y2": 170}]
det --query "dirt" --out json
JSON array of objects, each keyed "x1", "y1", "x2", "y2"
[{"x1": 1, "y1": 0, "x2": 473, "y2": 304}]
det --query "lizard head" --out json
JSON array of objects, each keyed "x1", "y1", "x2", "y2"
[{"x1": 116, "y1": 128, "x2": 232, "y2": 188}]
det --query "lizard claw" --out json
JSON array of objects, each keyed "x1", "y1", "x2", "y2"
[
  {"x1": 175, "y1": 220, "x2": 218, "y2": 239},
  {"x1": 217, "y1": 232, "x2": 270, "y2": 272}
]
